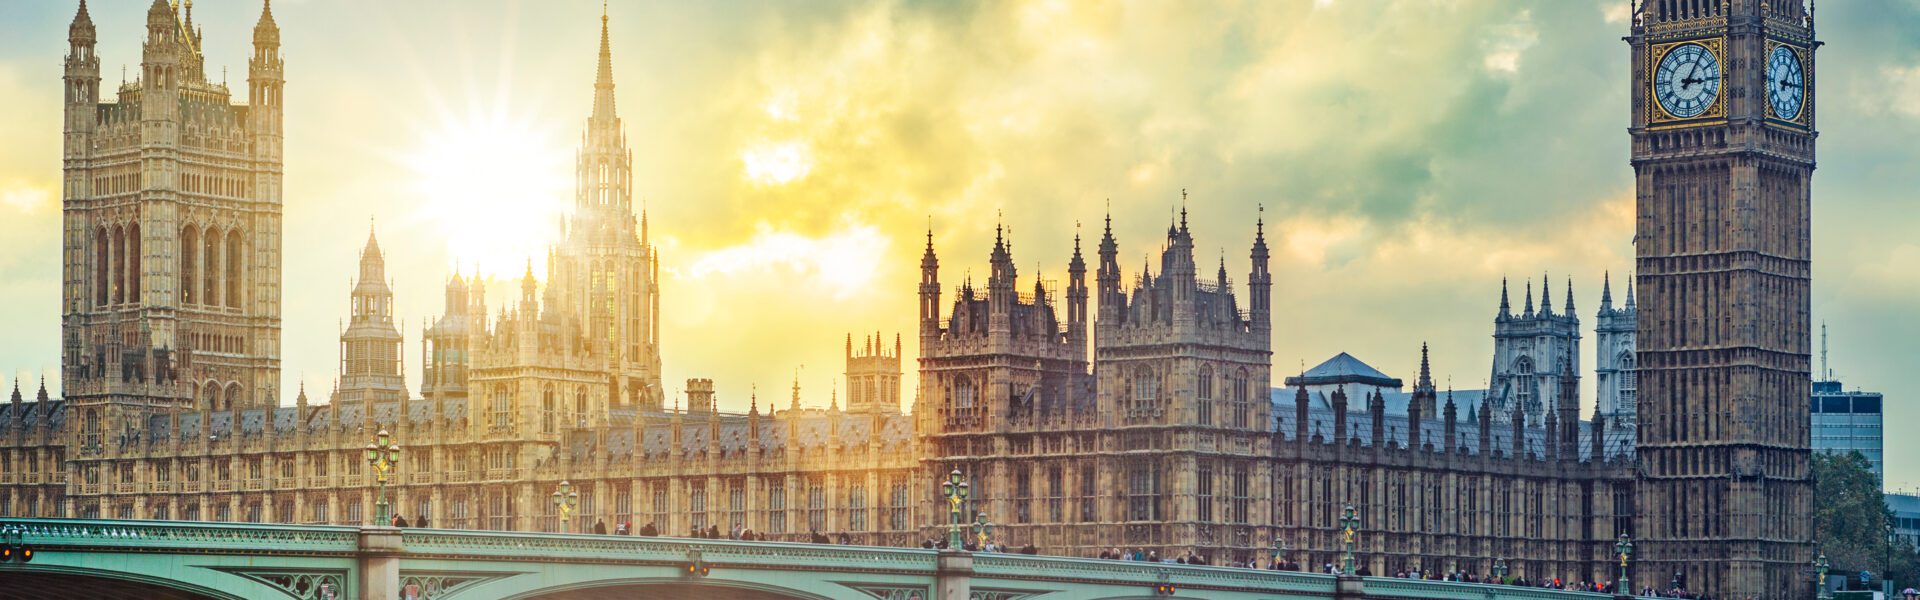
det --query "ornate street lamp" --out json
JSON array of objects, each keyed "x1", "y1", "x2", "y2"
[
  {"x1": 551, "y1": 480, "x2": 580, "y2": 532},
  {"x1": 1339, "y1": 504, "x2": 1360, "y2": 575},
  {"x1": 1493, "y1": 557, "x2": 1509, "y2": 584},
  {"x1": 1271, "y1": 537, "x2": 1287, "y2": 569},
  {"x1": 1615, "y1": 533, "x2": 1634, "y2": 593},
  {"x1": 1816, "y1": 552, "x2": 1832, "y2": 600},
  {"x1": 972, "y1": 512, "x2": 993, "y2": 550},
  {"x1": 365, "y1": 429, "x2": 401, "y2": 526},
  {"x1": 939, "y1": 468, "x2": 970, "y2": 550}
]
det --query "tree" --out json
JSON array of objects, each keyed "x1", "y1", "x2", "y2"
[{"x1": 1812, "y1": 451, "x2": 1920, "y2": 590}]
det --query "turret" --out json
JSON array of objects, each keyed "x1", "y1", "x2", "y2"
[
  {"x1": 1563, "y1": 277, "x2": 1576, "y2": 316},
  {"x1": 1522, "y1": 279, "x2": 1534, "y2": 318},
  {"x1": 1249, "y1": 207, "x2": 1272, "y2": 331},
  {"x1": 1477, "y1": 396, "x2": 1492, "y2": 455},
  {"x1": 1442, "y1": 388, "x2": 1458, "y2": 453},
  {"x1": 1590, "y1": 411, "x2": 1607, "y2": 463},
  {"x1": 1331, "y1": 386, "x2": 1348, "y2": 443},
  {"x1": 249, "y1": 0, "x2": 284, "y2": 161},
  {"x1": 1368, "y1": 390, "x2": 1385, "y2": 449},
  {"x1": 65, "y1": 1, "x2": 100, "y2": 155},
  {"x1": 918, "y1": 228, "x2": 941, "y2": 341},
  {"x1": 1509, "y1": 402, "x2": 1526, "y2": 459},
  {"x1": 1066, "y1": 228, "x2": 1088, "y2": 356},
  {"x1": 1096, "y1": 212, "x2": 1121, "y2": 323},
  {"x1": 987, "y1": 221, "x2": 1016, "y2": 332},
  {"x1": 1294, "y1": 384, "x2": 1309, "y2": 443},
  {"x1": 1412, "y1": 342, "x2": 1437, "y2": 417}
]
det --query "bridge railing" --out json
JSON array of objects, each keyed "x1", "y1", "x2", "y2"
[
  {"x1": 1, "y1": 518, "x2": 362, "y2": 554},
  {"x1": 974, "y1": 553, "x2": 1337, "y2": 595},
  {"x1": 1363, "y1": 576, "x2": 1619, "y2": 600},
  {"x1": 401, "y1": 529, "x2": 940, "y2": 573}
]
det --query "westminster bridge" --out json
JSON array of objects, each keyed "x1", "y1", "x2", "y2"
[{"x1": 0, "y1": 519, "x2": 1626, "y2": 600}]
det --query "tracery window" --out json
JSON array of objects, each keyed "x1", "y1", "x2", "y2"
[
  {"x1": 1196, "y1": 365, "x2": 1214, "y2": 425},
  {"x1": 1513, "y1": 356, "x2": 1536, "y2": 414},
  {"x1": 1131, "y1": 366, "x2": 1160, "y2": 417},
  {"x1": 1125, "y1": 459, "x2": 1161, "y2": 521},
  {"x1": 1230, "y1": 368, "x2": 1252, "y2": 429}
]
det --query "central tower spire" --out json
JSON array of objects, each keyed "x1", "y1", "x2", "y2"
[{"x1": 592, "y1": 1, "x2": 616, "y2": 122}]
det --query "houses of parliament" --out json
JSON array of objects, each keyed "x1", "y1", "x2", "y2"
[{"x1": 1, "y1": 1, "x2": 1819, "y2": 597}]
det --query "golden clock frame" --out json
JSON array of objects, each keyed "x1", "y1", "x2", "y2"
[
  {"x1": 1765, "y1": 39, "x2": 1812, "y2": 127},
  {"x1": 1647, "y1": 36, "x2": 1727, "y2": 129}
]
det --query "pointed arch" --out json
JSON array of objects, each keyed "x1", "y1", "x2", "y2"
[
  {"x1": 225, "y1": 229, "x2": 244, "y2": 307},
  {"x1": 111, "y1": 224, "x2": 125, "y2": 304},
  {"x1": 1195, "y1": 364, "x2": 1215, "y2": 425},
  {"x1": 203, "y1": 227, "x2": 222, "y2": 309},
  {"x1": 127, "y1": 222, "x2": 141, "y2": 302},
  {"x1": 180, "y1": 224, "x2": 199, "y2": 304},
  {"x1": 225, "y1": 382, "x2": 245, "y2": 410},
  {"x1": 95, "y1": 225, "x2": 111, "y2": 306}
]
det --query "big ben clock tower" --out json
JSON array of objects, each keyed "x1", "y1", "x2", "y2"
[{"x1": 1628, "y1": 1, "x2": 1816, "y2": 597}]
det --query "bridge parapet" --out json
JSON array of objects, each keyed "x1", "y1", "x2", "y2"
[
  {"x1": 403, "y1": 529, "x2": 940, "y2": 573},
  {"x1": 6, "y1": 518, "x2": 361, "y2": 555},
  {"x1": 974, "y1": 552, "x2": 1336, "y2": 596},
  {"x1": 1363, "y1": 577, "x2": 1619, "y2": 600}
]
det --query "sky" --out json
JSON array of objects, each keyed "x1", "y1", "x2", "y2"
[{"x1": 1, "y1": 0, "x2": 1916, "y2": 485}]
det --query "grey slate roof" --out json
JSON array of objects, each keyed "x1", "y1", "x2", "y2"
[{"x1": 1284, "y1": 352, "x2": 1404, "y2": 388}]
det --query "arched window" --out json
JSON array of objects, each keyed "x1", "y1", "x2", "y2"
[
  {"x1": 490, "y1": 386, "x2": 511, "y2": 430},
  {"x1": 1230, "y1": 368, "x2": 1252, "y2": 429},
  {"x1": 226, "y1": 383, "x2": 244, "y2": 410},
  {"x1": 1132, "y1": 366, "x2": 1159, "y2": 416},
  {"x1": 226, "y1": 230, "x2": 243, "y2": 307},
  {"x1": 954, "y1": 376, "x2": 976, "y2": 410},
  {"x1": 1617, "y1": 351, "x2": 1637, "y2": 413},
  {"x1": 111, "y1": 225, "x2": 125, "y2": 304},
  {"x1": 1513, "y1": 356, "x2": 1536, "y2": 414},
  {"x1": 180, "y1": 225, "x2": 198, "y2": 304},
  {"x1": 203, "y1": 228, "x2": 221, "y2": 309},
  {"x1": 95, "y1": 226, "x2": 110, "y2": 307},
  {"x1": 1196, "y1": 365, "x2": 1214, "y2": 425},
  {"x1": 576, "y1": 390, "x2": 589, "y2": 427},
  {"x1": 127, "y1": 223, "x2": 141, "y2": 302},
  {"x1": 204, "y1": 381, "x2": 223, "y2": 411},
  {"x1": 542, "y1": 388, "x2": 556, "y2": 434}
]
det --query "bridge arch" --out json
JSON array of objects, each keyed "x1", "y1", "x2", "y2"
[
  {"x1": 0, "y1": 563, "x2": 259, "y2": 600},
  {"x1": 504, "y1": 576, "x2": 839, "y2": 600}
]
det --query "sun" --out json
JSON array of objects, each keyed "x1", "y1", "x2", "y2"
[{"x1": 404, "y1": 107, "x2": 572, "y2": 281}]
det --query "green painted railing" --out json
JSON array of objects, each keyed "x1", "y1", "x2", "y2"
[
  {"x1": 402, "y1": 528, "x2": 940, "y2": 573},
  {"x1": 1365, "y1": 577, "x2": 1616, "y2": 600},
  {"x1": 2, "y1": 518, "x2": 360, "y2": 554}
]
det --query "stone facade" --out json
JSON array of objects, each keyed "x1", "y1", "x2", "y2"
[
  {"x1": 0, "y1": 3, "x2": 1820, "y2": 597},
  {"x1": 1487, "y1": 276, "x2": 1580, "y2": 425},
  {"x1": 1592, "y1": 274, "x2": 1637, "y2": 429},
  {"x1": 1627, "y1": 0, "x2": 1817, "y2": 596}
]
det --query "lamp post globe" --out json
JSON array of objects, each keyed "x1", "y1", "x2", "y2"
[
  {"x1": 366, "y1": 430, "x2": 400, "y2": 525},
  {"x1": 1615, "y1": 533, "x2": 1633, "y2": 592},
  {"x1": 552, "y1": 480, "x2": 580, "y2": 532},
  {"x1": 1338, "y1": 504, "x2": 1360, "y2": 575}
]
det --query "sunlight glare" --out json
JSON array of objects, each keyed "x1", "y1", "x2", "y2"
[
  {"x1": 741, "y1": 139, "x2": 814, "y2": 186},
  {"x1": 406, "y1": 109, "x2": 571, "y2": 280}
]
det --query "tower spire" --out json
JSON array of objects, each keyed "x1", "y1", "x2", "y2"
[
  {"x1": 1539, "y1": 273, "x2": 1553, "y2": 315},
  {"x1": 591, "y1": 0, "x2": 617, "y2": 121},
  {"x1": 1600, "y1": 271, "x2": 1613, "y2": 311},
  {"x1": 1523, "y1": 279, "x2": 1534, "y2": 317},
  {"x1": 1498, "y1": 277, "x2": 1511, "y2": 318}
]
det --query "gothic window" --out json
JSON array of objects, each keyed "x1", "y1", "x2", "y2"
[
  {"x1": 96, "y1": 226, "x2": 111, "y2": 306},
  {"x1": 576, "y1": 389, "x2": 588, "y2": 427},
  {"x1": 1079, "y1": 467, "x2": 1097, "y2": 522},
  {"x1": 111, "y1": 225, "x2": 125, "y2": 304},
  {"x1": 888, "y1": 478, "x2": 911, "y2": 531},
  {"x1": 1125, "y1": 459, "x2": 1161, "y2": 521},
  {"x1": 1196, "y1": 365, "x2": 1214, "y2": 425},
  {"x1": 128, "y1": 223, "x2": 141, "y2": 303},
  {"x1": 690, "y1": 482, "x2": 709, "y2": 532},
  {"x1": 650, "y1": 482, "x2": 670, "y2": 530},
  {"x1": 727, "y1": 479, "x2": 746, "y2": 532},
  {"x1": 766, "y1": 479, "x2": 787, "y2": 534},
  {"x1": 1013, "y1": 466, "x2": 1032, "y2": 524},
  {"x1": 1231, "y1": 368, "x2": 1252, "y2": 429},
  {"x1": 1618, "y1": 351, "x2": 1637, "y2": 412},
  {"x1": 204, "y1": 382, "x2": 222, "y2": 412},
  {"x1": 1513, "y1": 356, "x2": 1535, "y2": 413},
  {"x1": 954, "y1": 375, "x2": 976, "y2": 410},
  {"x1": 1229, "y1": 464, "x2": 1248, "y2": 524},
  {"x1": 848, "y1": 484, "x2": 868, "y2": 531},
  {"x1": 225, "y1": 229, "x2": 242, "y2": 307},
  {"x1": 82, "y1": 408, "x2": 102, "y2": 450},
  {"x1": 1197, "y1": 465, "x2": 1214, "y2": 522},
  {"x1": 203, "y1": 228, "x2": 220, "y2": 308},
  {"x1": 227, "y1": 383, "x2": 244, "y2": 411},
  {"x1": 1046, "y1": 466, "x2": 1064, "y2": 523},
  {"x1": 1131, "y1": 366, "x2": 1160, "y2": 416},
  {"x1": 541, "y1": 387, "x2": 555, "y2": 434},
  {"x1": 490, "y1": 386, "x2": 511, "y2": 430},
  {"x1": 807, "y1": 479, "x2": 826, "y2": 533}
]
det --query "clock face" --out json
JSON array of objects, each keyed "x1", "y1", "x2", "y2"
[
  {"x1": 1653, "y1": 42, "x2": 1721, "y2": 119},
  {"x1": 1767, "y1": 45, "x2": 1805, "y2": 120}
]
